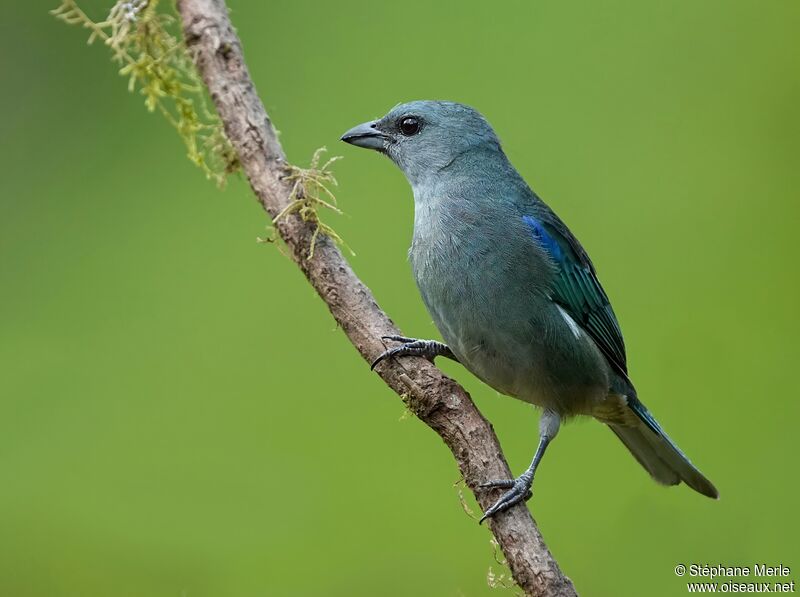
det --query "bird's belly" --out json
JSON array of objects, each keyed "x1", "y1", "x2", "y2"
[{"x1": 416, "y1": 262, "x2": 609, "y2": 416}]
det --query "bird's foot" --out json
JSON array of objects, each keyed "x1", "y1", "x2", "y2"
[
  {"x1": 370, "y1": 335, "x2": 457, "y2": 370},
  {"x1": 478, "y1": 475, "x2": 534, "y2": 524}
]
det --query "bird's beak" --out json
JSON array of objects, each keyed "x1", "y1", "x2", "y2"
[{"x1": 340, "y1": 121, "x2": 388, "y2": 151}]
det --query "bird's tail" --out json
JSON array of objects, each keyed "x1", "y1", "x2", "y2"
[{"x1": 601, "y1": 396, "x2": 718, "y2": 499}]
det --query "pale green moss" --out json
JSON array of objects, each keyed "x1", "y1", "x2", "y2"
[
  {"x1": 53, "y1": 2, "x2": 350, "y2": 257},
  {"x1": 267, "y1": 147, "x2": 353, "y2": 261},
  {"x1": 454, "y1": 478, "x2": 478, "y2": 520},
  {"x1": 51, "y1": 0, "x2": 239, "y2": 186},
  {"x1": 487, "y1": 538, "x2": 522, "y2": 594}
]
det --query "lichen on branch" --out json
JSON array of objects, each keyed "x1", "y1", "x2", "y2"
[
  {"x1": 260, "y1": 147, "x2": 352, "y2": 261},
  {"x1": 51, "y1": 0, "x2": 239, "y2": 186}
]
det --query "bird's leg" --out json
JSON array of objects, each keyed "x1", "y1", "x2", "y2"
[
  {"x1": 370, "y1": 335, "x2": 459, "y2": 370},
  {"x1": 479, "y1": 409, "x2": 561, "y2": 524}
]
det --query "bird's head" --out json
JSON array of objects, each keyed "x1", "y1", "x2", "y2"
[{"x1": 340, "y1": 100, "x2": 502, "y2": 186}]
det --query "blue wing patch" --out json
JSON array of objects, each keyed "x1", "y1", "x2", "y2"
[
  {"x1": 522, "y1": 215, "x2": 564, "y2": 262},
  {"x1": 522, "y1": 211, "x2": 629, "y2": 378}
]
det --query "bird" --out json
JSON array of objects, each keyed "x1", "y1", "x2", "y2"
[{"x1": 340, "y1": 100, "x2": 718, "y2": 523}]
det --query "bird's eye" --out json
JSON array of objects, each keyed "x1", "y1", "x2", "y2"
[{"x1": 399, "y1": 116, "x2": 420, "y2": 136}]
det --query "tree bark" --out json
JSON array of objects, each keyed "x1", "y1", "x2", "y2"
[{"x1": 175, "y1": 1, "x2": 577, "y2": 594}]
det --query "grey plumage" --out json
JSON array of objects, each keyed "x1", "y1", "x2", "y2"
[{"x1": 341, "y1": 100, "x2": 717, "y2": 521}]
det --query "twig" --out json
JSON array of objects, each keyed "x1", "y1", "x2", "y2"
[{"x1": 175, "y1": 1, "x2": 577, "y2": 594}]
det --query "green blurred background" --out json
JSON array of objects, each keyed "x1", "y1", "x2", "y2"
[{"x1": 2, "y1": 1, "x2": 798, "y2": 595}]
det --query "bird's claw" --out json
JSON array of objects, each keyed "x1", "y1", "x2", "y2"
[
  {"x1": 381, "y1": 335, "x2": 416, "y2": 343},
  {"x1": 478, "y1": 477, "x2": 534, "y2": 524},
  {"x1": 370, "y1": 336, "x2": 450, "y2": 370}
]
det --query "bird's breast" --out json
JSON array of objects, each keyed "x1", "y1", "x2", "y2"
[{"x1": 409, "y1": 198, "x2": 546, "y2": 391}]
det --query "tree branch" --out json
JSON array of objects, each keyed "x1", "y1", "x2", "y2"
[{"x1": 175, "y1": 1, "x2": 577, "y2": 594}]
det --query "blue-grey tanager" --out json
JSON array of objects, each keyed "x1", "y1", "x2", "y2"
[{"x1": 341, "y1": 101, "x2": 717, "y2": 523}]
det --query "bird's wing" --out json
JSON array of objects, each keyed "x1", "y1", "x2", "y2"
[{"x1": 522, "y1": 209, "x2": 629, "y2": 378}]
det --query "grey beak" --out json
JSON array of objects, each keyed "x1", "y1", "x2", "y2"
[{"x1": 340, "y1": 121, "x2": 388, "y2": 151}]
